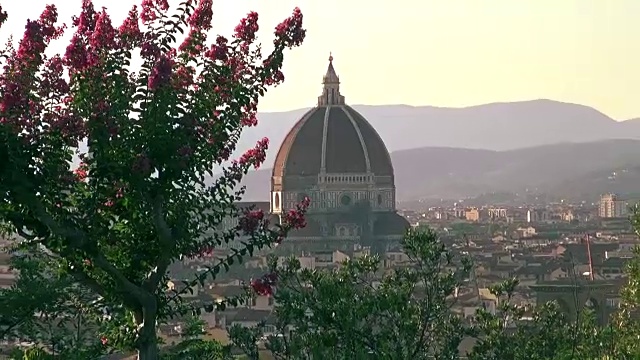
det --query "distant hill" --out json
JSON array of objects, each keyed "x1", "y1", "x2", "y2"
[
  {"x1": 238, "y1": 99, "x2": 640, "y2": 169},
  {"x1": 234, "y1": 139, "x2": 640, "y2": 201}
]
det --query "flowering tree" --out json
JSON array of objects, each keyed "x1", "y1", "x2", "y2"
[{"x1": 0, "y1": 1, "x2": 306, "y2": 359}]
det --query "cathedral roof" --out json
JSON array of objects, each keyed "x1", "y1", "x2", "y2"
[{"x1": 272, "y1": 54, "x2": 394, "y2": 181}]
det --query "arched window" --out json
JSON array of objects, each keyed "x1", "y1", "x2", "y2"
[{"x1": 274, "y1": 193, "x2": 280, "y2": 209}]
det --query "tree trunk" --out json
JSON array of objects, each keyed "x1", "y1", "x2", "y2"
[
  {"x1": 137, "y1": 338, "x2": 159, "y2": 360},
  {"x1": 135, "y1": 301, "x2": 159, "y2": 360}
]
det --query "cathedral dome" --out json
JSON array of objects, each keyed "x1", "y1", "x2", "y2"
[{"x1": 272, "y1": 55, "x2": 394, "y2": 191}]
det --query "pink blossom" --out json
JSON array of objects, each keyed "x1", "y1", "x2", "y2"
[
  {"x1": 281, "y1": 197, "x2": 310, "y2": 231},
  {"x1": 40, "y1": 56, "x2": 69, "y2": 95},
  {"x1": 250, "y1": 272, "x2": 278, "y2": 296},
  {"x1": 188, "y1": 0, "x2": 213, "y2": 31},
  {"x1": 148, "y1": 55, "x2": 173, "y2": 90},
  {"x1": 118, "y1": 5, "x2": 142, "y2": 45},
  {"x1": 240, "y1": 112, "x2": 258, "y2": 127},
  {"x1": 238, "y1": 209, "x2": 265, "y2": 234},
  {"x1": 199, "y1": 246, "x2": 214, "y2": 257},
  {"x1": 73, "y1": 162, "x2": 88, "y2": 181},
  {"x1": 204, "y1": 36, "x2": 228, "y2": 61},
  {"x1": 140, "y1": 0, "x2": 169, "y2": 24},
  {"x1": 72, "y1": 0, "x2": 97, "y2": 34},
  {"x1": 237, "y1": 138, "x2": 268, "y2": 169},
  {"x1": 140, "y1": 40, "x2": 160, "y2": 58},
  {"x1": 234, "y1": 12, "x2": 259, "y2": 43},
  {"x1": 265, "y1": 69, "x2": 285, "y2": 86},
  {"x1": 9, "y1": 5, "x2": 63, "y2": 74},
  {"x1": 64, "y1": 34, "x2": 89, "y2": 70},
  {"x1": 178, "y1": 30, "x2": 202, "y2": 56},
  {"x1": 90, "y1": 9, "x2": 116, "y2": 50},
  {"x1": 173, "y1": 65, "x2": 194, "y2": 88},
  {"x1": 274, "y1": 7, "x2": 305, "y2": 48}
]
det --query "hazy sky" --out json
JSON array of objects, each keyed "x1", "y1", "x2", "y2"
[{"x1": 2, "y1": 0, "x2": 639, "y2": 119}]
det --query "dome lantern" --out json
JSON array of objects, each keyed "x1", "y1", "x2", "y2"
[{"x1": 318, "y1": 52, "x2": 345, "y2": 106}]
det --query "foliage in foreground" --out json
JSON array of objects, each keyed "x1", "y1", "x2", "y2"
[
  {"x1": 232, "y1": 229, "x2": 640, "y2": 360},
  {"x1": 0, "y1": 1, "x2": 306, "y2": 359}
]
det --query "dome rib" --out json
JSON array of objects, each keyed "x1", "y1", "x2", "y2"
[
  {"x1": 319, "y1": 105, "x2": 332, "y2": 172},
  {"x1": 339, "y1": 106, "x2": 371, "y2": 172},
  {"x1": 344, "y1": 106, "x2": 394, "y2": 177},
  {"x1": 272, "y1": 108, "x2": 317, "y2": 181},
  {"x1": 323, "y1": 107, "x2": 368, "y2": 174}
]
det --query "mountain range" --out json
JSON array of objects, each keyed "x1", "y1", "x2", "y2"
[
  {"x1": 234, "y1": 139, "x2": 640, "y2": 202},
  {"x1": 238, "y1": 99, "x2": 640, "y2": 167},
  {"x1": 228, "y1": 99, "x2": 640, "y2": 202}
]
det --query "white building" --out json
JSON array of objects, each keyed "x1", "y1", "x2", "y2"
[{"x1": 599, "y1": 193, "x2": 627, "y2": 218}]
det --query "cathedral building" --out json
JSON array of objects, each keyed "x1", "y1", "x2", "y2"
[{"x1": 270, "y1": 55, "x2": 409, "y2": 252}]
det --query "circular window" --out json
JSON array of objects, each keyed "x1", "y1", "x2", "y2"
[{"x1": 340, "y1": 194, "x2": 352, "y2": 206}]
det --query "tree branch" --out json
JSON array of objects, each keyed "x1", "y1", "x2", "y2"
[
  {"x1": 68, "y1": 268, "x2": 108, "y2": 299},
  {"x1": 144, "y1": 194, "x2": 176, "y2": 291},
  {"x1": 15, "y1": 189, "x2": 152, "y2": 304}
]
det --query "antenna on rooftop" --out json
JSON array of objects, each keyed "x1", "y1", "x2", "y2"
[
  {"x1": 465, "y1": 233, "x2": 482, "y2": 306},
  {"x1": 586, "y1": 233, "x2": 594, "y2": 281}
]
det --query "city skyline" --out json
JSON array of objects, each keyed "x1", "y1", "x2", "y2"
[{"x1": 1, "y1": 0, "x2": 639, "y2": 119}]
